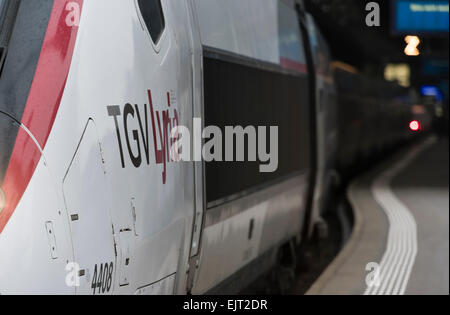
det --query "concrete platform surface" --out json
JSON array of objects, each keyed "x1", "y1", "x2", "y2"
[{"x1": 307, "y1": 136, "x2": 449, "y2": 295}]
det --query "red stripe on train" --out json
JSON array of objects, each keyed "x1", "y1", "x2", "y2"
[
  {"x1": 280, "y1": 57, "x2": 308, "y2": 74},
  {"x1": 0, "y1": 0, "x2": 83, "y2": 233}
]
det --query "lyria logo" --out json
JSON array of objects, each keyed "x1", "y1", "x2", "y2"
[{"x1": 107, "y1": 90, "x2": 180, "y2": 184}]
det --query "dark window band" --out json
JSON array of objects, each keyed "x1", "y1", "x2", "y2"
[{"x1": 203, "y1": 50, "x2": 312, "y2": 206}]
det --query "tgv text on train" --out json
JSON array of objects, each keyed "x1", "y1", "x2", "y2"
[{"x1": 107, "y1": 90, "x2": 279, "y2": 180}]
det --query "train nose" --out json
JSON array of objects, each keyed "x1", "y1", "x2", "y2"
[{"x1": 0, "y1": 111, "x2": 21, "y2": 215}]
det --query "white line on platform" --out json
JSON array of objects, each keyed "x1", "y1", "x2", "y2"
[{"x1": 364, "y1": 136, "x2": 436, "y2": 295}]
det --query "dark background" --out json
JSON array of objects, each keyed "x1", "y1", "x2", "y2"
[{"x1": 305, "y1": 0, "x2": 449, "y2": 92}]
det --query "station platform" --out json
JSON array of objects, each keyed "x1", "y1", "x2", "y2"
[{"x1": 307, "y1": 136, "x2": 449, "y2": 295}]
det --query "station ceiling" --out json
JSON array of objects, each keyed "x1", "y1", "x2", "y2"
[{"x1": 305, "y1": 0, "x2": 449, "y2": 75}]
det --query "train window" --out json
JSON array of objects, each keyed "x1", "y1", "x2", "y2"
[
  {"x1": 203, "y1": 55, "x2": 311, "y2": 206},
  {"x1": 0, "y1": 0, "x2": 20, "y2": 76},
  {"x1": 278, "y1": 1, "x2": 307, "y2": 72},
  {"x1": 0, "y1": 0, "x2": 6, "y2": 17},
  {"x1": 137, "y1": 0, "x2": 165, "y2": 44}
]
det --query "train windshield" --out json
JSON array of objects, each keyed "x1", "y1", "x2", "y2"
[
  {"x1": 0, "y1": 0, "x2": 53, "y2": 201},
  {"x1": 0, "y1": 0, "x2": 19, "y2": 75}
]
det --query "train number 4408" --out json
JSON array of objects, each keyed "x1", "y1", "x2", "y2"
[{"x1": 91, "y1": 262, "x2": 113, "y2": 295}]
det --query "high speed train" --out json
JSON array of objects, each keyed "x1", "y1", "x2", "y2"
[{"x1": 0, "y1": 0, "x2": 422, "y2": 295}]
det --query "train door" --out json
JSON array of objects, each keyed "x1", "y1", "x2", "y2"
[
  {"x1": 184, "y1": 0, "x2": 206, "y2": 293},
  {"x1": 81, "y1": 0, "x2": 196, "y2": 294},
  {"x1": 304, "y1": 13, "x2": 337, "y2": 238},
  {"x1": 188, "y1": 0, "x2": 313, "y2": 294},
  {"x1": 63, "y1": 120, "x2": 116, "y2": 295},
  {"x1": 295, "y1": 3, "x2": 319, "y2": 240}
]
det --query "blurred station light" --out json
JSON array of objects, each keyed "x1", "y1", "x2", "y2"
[
  {"x1": 393, "y1": 0, "x2": 449, "y2": 34},
  {"x1": 331, "y1": 61, "x2": 359, "y2": 74},
  {"x1": 435, "y1": 106, "x2": 444, "y2": 117},
  {"x1": 421, "y1": 85, "x2": 443, "y2": 99},
  {"x1": 404, "y1": 35, "x2": 421, "y2": 56},
  {"x1": 409, "y1": 120, "x2": 421, "y2": 131},
  {"x1": 411, "y1": 104, "x2": 426, "y2": 115},
  {"x1": 384, "y1": 63, "x2": 411, "y2": 87}
]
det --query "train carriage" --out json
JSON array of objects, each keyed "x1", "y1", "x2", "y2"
[{"x1": 0, "y1": 0, "x2": 423, "y2": 295}]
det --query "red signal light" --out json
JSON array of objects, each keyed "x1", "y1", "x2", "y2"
[{"x1": 409, "y1": 120, "x2": 420, "y2": 131}]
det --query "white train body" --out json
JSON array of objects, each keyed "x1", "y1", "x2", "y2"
[{"x1": 0, "y1": 0, "x2": 326, "y2": 294}]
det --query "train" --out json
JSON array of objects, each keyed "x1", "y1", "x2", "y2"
[{"x1": 0, "y1": 0, "x2": 425, "y2": 295}]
